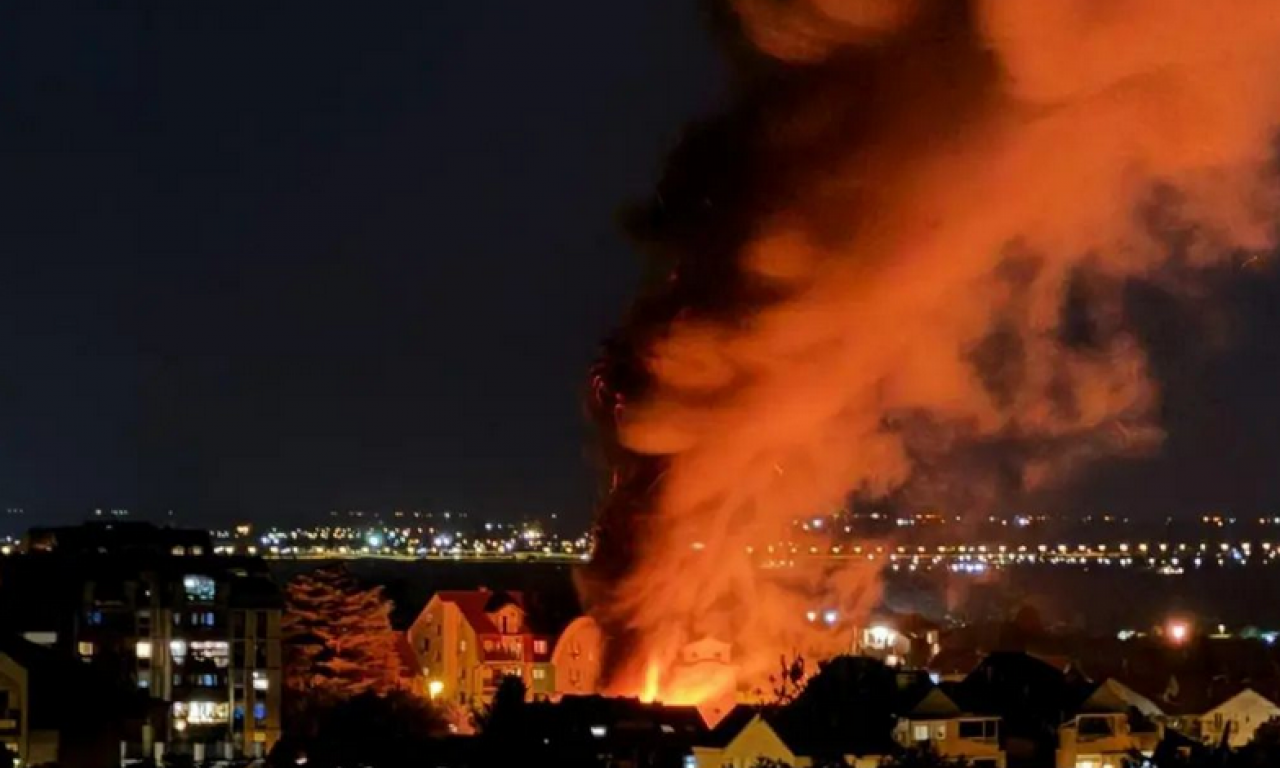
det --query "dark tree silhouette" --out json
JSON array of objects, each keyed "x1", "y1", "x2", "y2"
[
  {"x1": 269, "y1": 690, "x2": 448, "y2": 768},
  {"x1": 769, "y1": 653, "x2": 809, "y2": 705}
]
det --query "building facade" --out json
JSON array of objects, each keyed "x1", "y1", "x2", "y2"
[
  {"x1": 406, "y1": 589, "x2": 554, "y2": 707},
  {"x1": 894, "y1": 687, "x2": 1006, "y2": 768},
  {"x1": 0, "y1": 522, "x2": 283, "y2": 761}
]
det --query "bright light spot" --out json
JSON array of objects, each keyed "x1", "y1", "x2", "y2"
[
  {"x1": 428, "y1": 680, "x2": 444, "y2": 699},
  {"x1": 590, "y1": 726, "x2": 608, "y2": 738},
  {"x1": 823, "y1": 610, "x2": 838, "y2": 626},
  {"x1": 691, "y1": 542, "x2": 705, "y2": 551},
  {"x1": 869, "y1": 625, "x2": 895, "y2": 646},
  {"x1": 805, "y1": 611, "x2": 818, "y2": 623},
  {"x1": 367, "y1": 534, "x2": 383, "y2": 549},
  {"x1": 1167, "y1": 620, "x2": 1190, "y2": 644}
]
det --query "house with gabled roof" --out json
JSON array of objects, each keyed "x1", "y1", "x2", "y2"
[
  {"x1": 691, "y1": 703, "x2": 895, "y2": 768},
  {"x1": 894, "y1": 684, "x2": 1006, "y2": 767},
  {"x1": 1056, "y1": 678, "x2": 1160, "y2": 768},
  {"x1": 406, "y1": 588, "x2": 554, "y2": 708}
]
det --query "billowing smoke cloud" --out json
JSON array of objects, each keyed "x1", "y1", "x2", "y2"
[{"x1": 580, "y1": 0, "x2": 1280, "y2": 705}]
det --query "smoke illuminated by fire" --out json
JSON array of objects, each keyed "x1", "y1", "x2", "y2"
[{"x1": 580, "y1": 0, "x2": 1280, "y2": 708}]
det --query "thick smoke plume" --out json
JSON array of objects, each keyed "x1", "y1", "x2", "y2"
[{"x1": 581, "y1": 0, "x2": 1280, "y2": 707}]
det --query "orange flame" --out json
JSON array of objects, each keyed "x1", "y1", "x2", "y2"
[{"x1": 584, "y1": 0, "x2": 1280, "y2": 713}]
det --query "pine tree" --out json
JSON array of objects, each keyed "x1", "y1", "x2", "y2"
[{"x1": 283, "y1": 565, "x2": 403, "y2": 699}]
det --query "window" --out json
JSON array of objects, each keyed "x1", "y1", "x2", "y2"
[
  {"x1": 934, "y1": 724, "x2": 947, "y2": 741},
  {"x1": 87, "y1": 610, "x2": 103, "y2": 626},
  {"x1": 534, "y1": 640, "x2": 548, "y2": 655},
  {"x1": 172, "y1": 546, "x2": 185, "y2": 556},
  {"x1": 1077, "y1": 716, "x2": 1115, "y2": 740},
  {"x1": 171, "y1": 639, "x2": 188, "y2": 663},
  {"x1": 233, "y1": 612, "x2": 246, "y2": 637},
  {"x1": 184, "y1": 574, "x2": 216, "y2": 602},
  {"x1": 191, "y1": 641, "x2": 229, "y2": 667},
  {"x1": 913, "y1": 724, "x2": 930, "y2": 742},
  {"x1": 136, "y1": 640, "x2": 153, "y2": 659},
  {"x1": 190, "y1": 546, "x2": 204, "y2": 556},
  {"x1": 253, "y1": 702, "x2": 267, "y2": 724},
  {"x1": 459, "y1": 640, "x2": 467, "y2": 653},
  {"x1": 256, "y1": 611, "x2": 269, "y2": 639},
  {"x1": 252, "y1": 670, "x2": 269, "y2": 691},
  {"x1": 176, "y1": 701, "x2": 230, "y2": 725},
  {"x1": 532, "y1": 668, "x2": 546, "y2": 681},
  {"x1": 77, "y1": 641, "x2": 94, "y2": 658},
  {"x1": 137, "y1": 672, "x2": 150, "y2": 690},
  {"x1": 204, "y1": 611, "x2": 216, "y2": 626},
  {"x1": 959, "y1": 720, "x2": 998, "y2": 741}
]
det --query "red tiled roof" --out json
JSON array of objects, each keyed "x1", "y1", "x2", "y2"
[{"x1": 435, "y1": 589, "x2": 524, "y2": 635}]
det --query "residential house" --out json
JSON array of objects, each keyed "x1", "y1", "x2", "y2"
[
  {"x1": 406, "y1": 589, "x2": 554, "y2": 707},
  {"x1": 1151, "y1": 680, "x2": 1280, "y2": 749},
  {"x1": 0, "y1": 522, "x2": 283, "y2": 761},
  {"x1": 1197, "y1": 689, "x2": 1280, "y2": 748},
  {"x1": 856, "y1": 614, "x2": 942, "y2": 667},
  {"x1": 692, "y1": 704, "x2": 894, "y2": 768},
  {"x1": 1056, "y1": 679, "x2": 1160, "y2": 768},
  {"x1": 550, "y1": 616, "x2": 603, "y2": 698},
  {"x1": 894, "y1": 685, "x2": 1006, "y2": 768}
]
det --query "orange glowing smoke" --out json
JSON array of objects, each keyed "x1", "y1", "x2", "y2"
[{"x1": 581, "y1": 0, "x2": 1280, "y2": 707}]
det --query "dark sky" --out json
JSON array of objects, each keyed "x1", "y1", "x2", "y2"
[
  {"x1": 0, "y1": 0, "x2": 721, "y2": 526},
  {"x1": 2, "y1": 2, "x2": 1280, "y2": 531}
]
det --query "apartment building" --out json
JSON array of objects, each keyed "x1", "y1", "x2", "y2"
[
  {"x1": 0, "y1": 522, "x2": 283, "y2": 761},
  {"x1": 406, "y1": 589, "x2": 554, "y2": 706}
]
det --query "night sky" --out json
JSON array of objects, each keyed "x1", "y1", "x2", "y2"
[{"x1": 2, "y1": 1, "x2": 1280, "y2": 529}]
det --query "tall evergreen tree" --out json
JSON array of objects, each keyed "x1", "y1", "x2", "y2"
[{"x1": 283, "y1": 565, "x2": 402, "y2": 698}]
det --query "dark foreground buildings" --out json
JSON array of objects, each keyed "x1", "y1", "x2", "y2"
[{"x1": 0, "y1": 521, "x2": 283, "y2": 764}]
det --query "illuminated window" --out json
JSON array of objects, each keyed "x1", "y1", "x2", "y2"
[
  {"x1": 77, "y1": 641, "x2": 95, "y2": 658},
  {"x1": 913, "y1": 724, "x2": 930, "y2": 742},
  {"x1": 252, "y1": 670, "x2": 269, "y2": 691},
  {"x1": 191, "y1": 640, "x2": 230, "y2": 667},
  {"x1": 136, "y1": 640, "x2": 152, "y2": 659},
  {"x1": 534, "y1": 640, "x2": 548, "y2": 655},
  {"x1": 171, "y1": 639, "x2": 188, "y2": 662},
  {"x1": 253, "y1": 702, "x2": 266, "y2": 724},
  {"x1": 532, "y1": 668, "x2": 546, "y2": 681},
  {"x1": 172, "y1": 546, "x2": 185, "y2": 556},
  {"x1": 183, "y1": 575, "x2": 216, "y2": 603},
  {"x1": 176, "y1": 701, "x2": 230, "y2": 725},
  {"x1": 459, "y1": 640, "x2": 467, "y2": 653}
]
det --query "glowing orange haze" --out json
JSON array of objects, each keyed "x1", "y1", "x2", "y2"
[{"x1": 584, "y1": 0, "x2": 1280, "y2": 708}]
